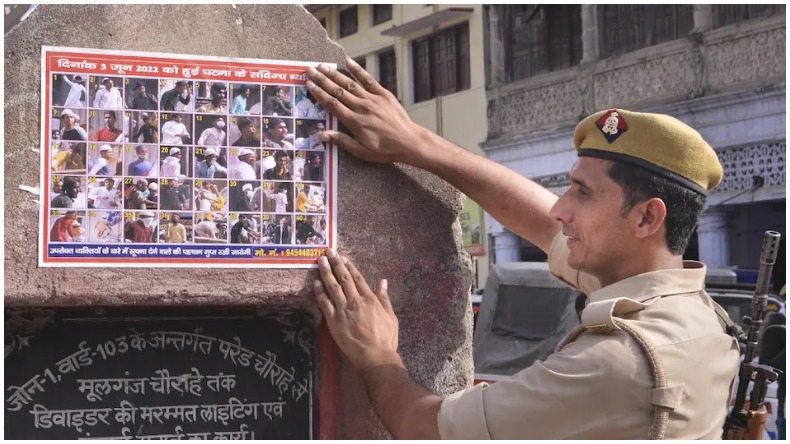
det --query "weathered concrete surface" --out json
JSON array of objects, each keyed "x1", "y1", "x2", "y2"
[{"x1": 5, "y1": 4, "x2": 474, "y2": 439}]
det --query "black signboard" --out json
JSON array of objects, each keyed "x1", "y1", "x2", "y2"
[{"x1": 5, "y1": 310, "x2": 316, "y2": 439}]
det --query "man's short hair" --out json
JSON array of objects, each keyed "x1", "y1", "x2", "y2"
[
  {"x1": 175, "y1": 81, "x2": 187, "y2": 87},
  {"x1": 105, "y1": 110, "x2": 116, "y2": 119},
  {"x1": 274, "y1": 150, "x2": 289, "y2": 160},
  {"x1": 170, "y1": 113, "x2": 180, "y2": 119},
  {"x1": 236, "y1": 117, "x2": 252, "y2": 130},
  {"x1": 135, "y1": 145, "x2": 146, "y2": 153},
  {"x1": 607, "y1": 161, "x2": 705, "y2": 255}
]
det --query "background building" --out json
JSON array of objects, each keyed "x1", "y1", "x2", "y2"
[
  {"x1": 308, "y1": 4, "x2": 491, "y2": 289},
  {"x1": 482, "y1": 5, "x2": 785, "y2": 289}
]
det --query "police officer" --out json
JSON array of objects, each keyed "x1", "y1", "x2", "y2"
[{"x1": 304, "y1": 59, "x2": 741, "y2": 439}]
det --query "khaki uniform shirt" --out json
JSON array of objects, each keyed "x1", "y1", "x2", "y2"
[{"x1": 438, "y1": 232, "x2": 740, "y2": 439}]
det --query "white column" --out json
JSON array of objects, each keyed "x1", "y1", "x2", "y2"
[
  {"x1": 692, "y1": 4, "x2": 713, "y2": 33},
  {"x1": 697, "y1": 208, "x2": 731, "y2": 268},
  {"x1": 487, "y1": 5, "x2": 505, "y2": 86},
  {"x1": 580, "y1": 5, "x2": 599, "y2": 64},
  {"x1": 493, "y1": 231, "x2": 520, "y2": 263}
]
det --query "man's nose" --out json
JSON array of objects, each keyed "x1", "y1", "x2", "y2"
[{"x1": 549, "y1": 194, "x2": 571, "y2": 224}]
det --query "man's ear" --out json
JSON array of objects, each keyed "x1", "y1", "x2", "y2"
[{"x1": 634, "y1": 197, "x2": 667, "y2": 239}]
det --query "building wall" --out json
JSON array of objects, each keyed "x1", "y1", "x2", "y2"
[
  {"x1": 314, "y1": 5, "x2": 491, "y2": 289},
  {"x1": 482, "y1": 7, "x2": 786, "y2": 272}
]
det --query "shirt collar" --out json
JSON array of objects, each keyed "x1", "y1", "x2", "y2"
[{"x1": 589, "y1": 260, "x2": 707, "y2": 304}]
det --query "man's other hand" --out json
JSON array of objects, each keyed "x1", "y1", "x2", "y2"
[
  {"x1": 315, "y1": 249, "x2": 399, "y2": 369},
  {"x1": 305, "y1": 58, "x2": 426, "y2": 165}
]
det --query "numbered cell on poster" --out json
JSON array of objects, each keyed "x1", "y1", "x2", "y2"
[
  {"x1": 158, "y1": 178, "x2": 193, "y2": 212},
  {"x1": 194, "y1": 114, "x2": 228, "y2": 147},
  {"x1": 193, "y1": 212, "x2": 229, "y2": 244},
  {"x1": 85, "y1": 143, "x2": 123, "y2": 177},
  {"x1": 194, "y1": 146, "x2": 229, "y2": 179},
  {"x1": 261, "y1": 84, "x2": 294, "y2": 117},
  {"x1": 52, "y1": 107, "x2": 88, "y2": 143},
  {"x1": 127, "y1": 111, "x2": 160, "y2": 144},
  {"x1": 125, "y1": 78, "x2": 159, "y2": 111},
  {"x1": 261, "y1": 149, "x2": 294, "y2": 181},
  {"x1": 122, "y1": 177, "x2": 159, "y2": 211},
  {"x1": 294, "y1": 150, "x2": 326, "y2": 182},
  {"x1": 229, "y1": 213, "x2": 263, "y2": 245},
  {"x1": 195, "y1": 81, "x2": 228, "y2": 114},
  {"x1": 50, "y1": 140, "x2": 87, "y2": 175},
  {"x1": 159, "y1": 112, "x2": 193, "y2": 146},
  {"x1": 294, "y1": 118, "x2": 327, "y2": 151},
  {"x1": 295, "y1": 213, "x2": 328, "y2": 246},
  {"x1": 50, "y1": 175, "x2": 87, "y2": 209},
  {"x1": 228, "y1": 179, "x2": 261, "y2": 213},
  {"x1": 228, "y1": 115, "x2": 262, "y2": 148},
  {"x1": 261, "y1": 181, "x2": 293, "y2": 213},
  {"x1": 261, "y1": 117, "x2": 295, "y2": 150},
  {"x1": 89, "y1": 108, "x2": 125, "y2": 143},
  {"x1": 48, "y1": 209, "x2": 87, "y2": 243},
  {"x1": 89, "y1": 75, "x2": 125, "y2": 110},
  {"x1": 295, "y1": 182, "x2": 327, "y2": 213},
  {"x1": 159, "y1": 79, "x2": 195, "y2": 113},
  {"x1": 159, "y1": 145, "x2": 191, "y2": 178},
  {"x1": 123, "y1": 143, "x2": 159, "y2": 177},
  {"x1": 227, "y1": 147, "x2": 259, "y2": 181},
  {"x1": 194, "y1": 179, "x2": 229, "y2": 213},
  {"x1": 122, "y1": 210, "x2": 159, "y2": 243},
  {"x1": 86, "y1": 176, "x2": 122, "y2": 210},
  {"x1": 51, "y1": 73, "x2": 89, "y2": 109},
  {"x1": 293, "y1": 85, "x2": 327, "y2": 119},
  {"x1": 87, "y1": 210, "x2": 124, "y2": 243},
  {"x1": 158, "y1": 212, "x2": 194, "y2": 244},
  {"x1": 261, "y1": 214, "x2": 294, "y2": 245},
  {"x1": 229, "y1": 83, "x2": 262, "y2": 116}
]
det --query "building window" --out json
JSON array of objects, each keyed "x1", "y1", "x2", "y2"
[
  {"x1": 372, "y1": 4, "x2": 393, "y2": 26},
  {"x1": 713, "y1": 5, "x2": 785, "y2": 28},
  {"x1": 319, "y1": 17, "x2": 327, "y2": 29},
  {"x1": 412, "y1": 22, "x2": 470, "y2": 103},
  {"x1": 502, "y1": 5, "x2": 582, "y2": 81},
  {"x1": 353, "y1": 56, "x2": 367, "y2": 71},
  {"x1": 339, "y1": 6, "x2": 358, "y2": 38},
  {"x1": 378, "y1": 48, "x2": 398, "y2": 97},
  {"x1": 599, "y1": 5, "x2": 693, "y2": 58}
]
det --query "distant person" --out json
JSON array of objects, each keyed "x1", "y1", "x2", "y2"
[
  {"x1": 130, "y1": 82, "x2": 158, "y2": 110},
  {"x1": 264, "y1": 86, "x2": 292, "y2": 116},
  {"x1": 50, "y1": 211, "x2": 78, "y2": 242},
  {"x1": 161, "y1": 114, "x2": 190, "y2": 145},
  {"x1": 197, "y1": 116, "x2": 226, "y2": 146},
  {"x1": 59, "y1": 109, "x2": 87, "y2": 141},
  {"x1": 132, "y1": 114, "x2": 158, "y2": 144},
  {"x1": 61, "y1": 75, "x2": 87, "y2": 108},
  {"x1": 93, "y1": 77, "x2": 123, "y2": 109},
  {"x1": 262, "y1": 118, "x2": 294, "y2": 150},
  {"x1": 94, "y1": 110, "x2": 123, "y2": 143},
  {"x1": 160, "y1": 81, "x2": 191, "y2": 111},
  {"x1": 231, "y1": 85, "x2": 252, "y2": 115},
  {"x1": 165, "y1": 213, "x2": 188, "y2": 243},
  {"x1": 128, "y1": 145, "x2": 155, "y2": 177}
]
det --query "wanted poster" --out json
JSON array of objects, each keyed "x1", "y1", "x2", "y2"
[{"x1": 40, "y1": 47, "x2": 336, "y2": 268}]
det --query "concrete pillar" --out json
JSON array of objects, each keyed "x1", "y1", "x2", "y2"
[
  {"x1": 493, "y1": 231, "x2": 520, "y2": 263},
  {"x1": 697, "y1": 208, "x2": 731, "y2": 268},
  {"x1": 692, "y1": 4, "x2": 713, "y2": 33},
  {"x1": 487, "y1": 5, "x2": 505, "y2": 86},
  {"x1": 580, "y1": 5, "x2": 599, "y2": 64}
]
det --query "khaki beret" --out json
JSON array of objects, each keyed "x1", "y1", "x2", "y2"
[{"x1": 573, "y1": 109, "x2": 723, "y2": 194}]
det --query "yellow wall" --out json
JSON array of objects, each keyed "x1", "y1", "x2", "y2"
[{"x1": 312, "y1": 4, "x2": 490, "y2": 289}]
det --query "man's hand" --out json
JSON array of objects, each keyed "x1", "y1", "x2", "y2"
[
  {"x1": 314, "y1": 249, "x2": 399, "y2": 370},
  {"x1": 305, "y1": 59, "x2": 425, "y2": 164}
]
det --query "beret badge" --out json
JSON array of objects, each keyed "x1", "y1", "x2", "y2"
[{"x1": 596, "y1": 109, "x2": 628, "y2": 143}]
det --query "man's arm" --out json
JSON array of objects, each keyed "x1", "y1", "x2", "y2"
[
  {"x1": 315, "y1": 250, "x2": 443, "y2": 439},
  {"x1": 305, "y1": 61, "x2": 560, "y2": 252}
]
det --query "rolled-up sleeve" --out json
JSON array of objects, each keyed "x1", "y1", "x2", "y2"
[
  {"x1": 438, "y1": 334, "x2": 647, "y2": 439},
  {"x1": 438, "y1": 384, "x2": 492, "y2": 439}
]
